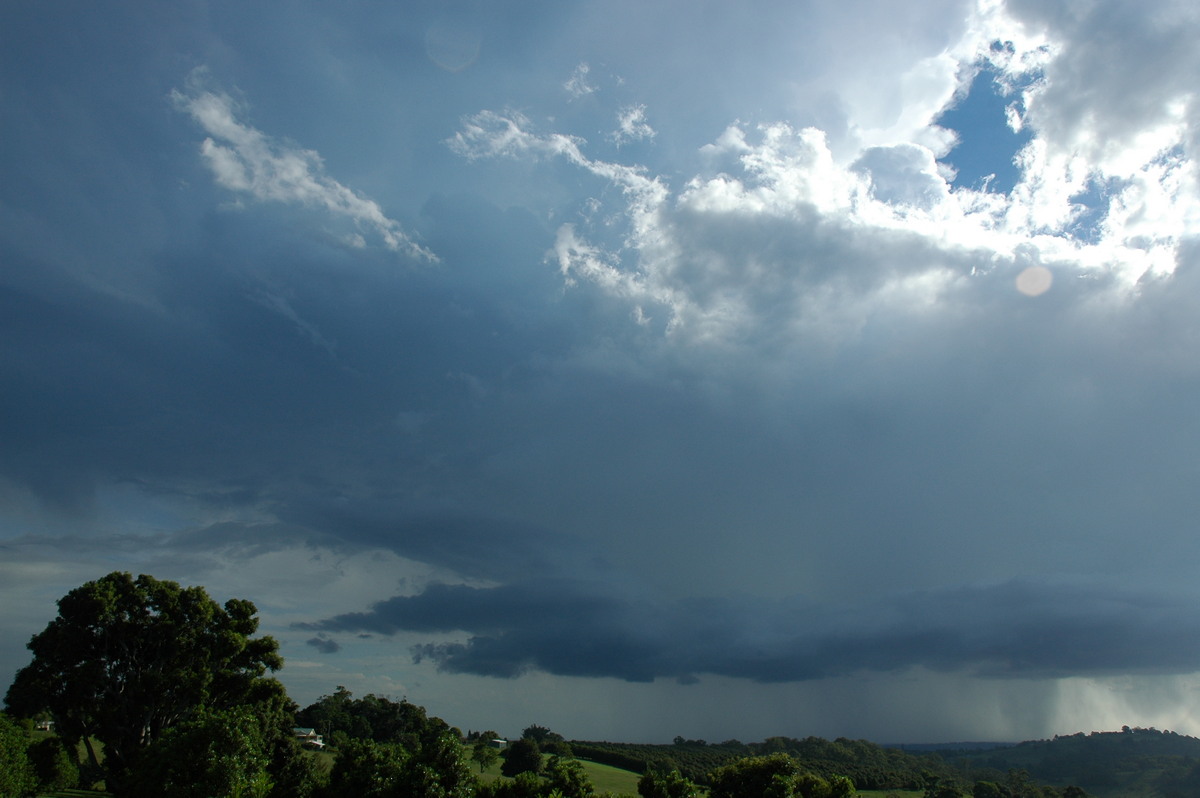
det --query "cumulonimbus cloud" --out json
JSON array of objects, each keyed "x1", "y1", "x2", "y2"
[{"x1": 172, "y1": 70, "x2": 436, "y2": 262}]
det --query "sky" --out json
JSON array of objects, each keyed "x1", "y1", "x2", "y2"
[{"x1": 3, "y1": 0, "x2": 1200, "y2": 746}]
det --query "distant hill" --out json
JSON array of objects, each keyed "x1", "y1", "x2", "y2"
[
  {"x1": 569, "y1": 727, "x2": 1200, "y2": 797},
  {"x1": 885, "y1": 742, "x2": 1015, "y2": 752},
  {"x1": 937, "y1": 727, "x2": 1200, "y2": 797},
  {"x1": 569, "y1": 736, "x2": 957, "y2": 791}
]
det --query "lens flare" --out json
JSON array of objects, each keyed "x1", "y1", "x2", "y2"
[{"x1": 1016, "y1": 265, "x2": 1053, "y2": 296}]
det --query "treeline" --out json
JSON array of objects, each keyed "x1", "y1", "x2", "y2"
[
  {"x1": 569, "y1": 739, "x2": 748, "y2": 784},
  {"x1": 569, "y1": 735, "x2": 952, "y2": 790},
  {"x1": 944, "y1": 727, "x2": 1200, "y2": 797}
]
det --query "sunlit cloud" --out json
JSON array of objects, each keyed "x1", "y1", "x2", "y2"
[{"x1": 171, "y1": 70, "x2": 436, "y2": 262}]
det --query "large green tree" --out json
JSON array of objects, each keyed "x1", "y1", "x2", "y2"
[{"x1": 4, "y1": 572, "x2": 284, "y2": 792}]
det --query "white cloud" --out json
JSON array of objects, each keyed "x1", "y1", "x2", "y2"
[
  {"x1": 609, "y1": 104, "x2": 656, "y2": 146},
  {"x1": 172, "y1": 71, "x2": 436, "y2": 262},
  {"x1": 564, "y1": 62, "x2": 597, "y2": 100},
  {"x1": 451, "y1": 0, "x2": 1200, "y2": 347}
]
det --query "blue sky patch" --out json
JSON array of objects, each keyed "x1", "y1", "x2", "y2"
[{"x1": 937, "y1": 65, "x2": 1033, "y2": 194}]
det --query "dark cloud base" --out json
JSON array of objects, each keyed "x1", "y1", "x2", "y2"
[{"x1": 303, "y1": 579, "x2": 1200, "y2": 684}]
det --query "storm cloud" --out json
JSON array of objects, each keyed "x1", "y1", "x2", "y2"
[{"x1": 308, "y1": 579, "x2": 1200, "y2": 683}]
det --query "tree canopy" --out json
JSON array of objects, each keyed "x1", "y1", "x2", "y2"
[{"x1": 4, "y1": 571, "x2": 284, "y2": 791}]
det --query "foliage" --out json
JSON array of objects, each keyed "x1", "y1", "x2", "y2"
[
  {"x1": 4, "y1": 572, "x2": 283, "y2": 793},
  {"x1": 524, "y1": 725, "x2": 572, "y2": 756},
  {"x1": 0, "y1": 713, "x2": 37, "y2": 798},
  {"x1": 570, "y1": 736, "x2": 934, "y2": 790},
  {"x1": 125, "y1": 706, "x2": 274, "y2": 798},
  {"x1": 322, "y1": 718, "x2": 473, "y2": 798},
  {"x1": 943, "y1": 727, "x2": 1200, "y2": 796},
  {"x1": 750, "y1": 736, "x2": 940, "y2": 790},
  {"x1": 707, "y1": 752, "x2": 853, "y2": 798},
  {"x1": 544, "y1": 755, "x2": 595, "y2": 798},
  {"x1": 502, "y1": 738, "x2": 545, "y2": 777},
  {"x1": 569, "y1": 739, "x2": 749, "y2": 784},
  {"x1": 26, "y1": 736, "x2": 78, "y2": 793},
  {"x1": 297, "y1": 687, "x2": 462, "y2": 751},
  {"x1": 637, "y1": 768, "x2": 701, "y2": 798},
  {"x1": 325, "y1": 738, "x2": 410, "y2": 798},
  {"x1": 473, "y1": 740, "x2": 502, "y2": 772},
  {"x1": 524, "y1": 725, "x2": 564, "y2": 744},
  {"x1": 477, "y1": 770, "x2": 545, "y2": 798}
]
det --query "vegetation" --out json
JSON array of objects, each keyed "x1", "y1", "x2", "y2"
[
  {"x1": 0, "y1": 712, "x2": 38, "y2": 798},
  {"x1": 4, "y1": 572, "x2": 287, "y2": 795},
  {"x1": 939, "y1": 727, "x2": 1200, "y2": 797},
  {"x1": 568, "y1": 736, "x2": 945, "y2": 790}
]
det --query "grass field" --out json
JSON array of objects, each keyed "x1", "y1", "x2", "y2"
[
  {"x1": 574, "y1": 758, "x2": 642, "y2": 796},
  {"x1": 474, "y1": 755, "x2": 642, "y2": 796}
]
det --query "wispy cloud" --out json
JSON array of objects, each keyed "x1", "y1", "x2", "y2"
[
  {"x1": 610, "y1": 105, "x2": 656, "y2": 146},
  {"x1": 564, "y1": 62, "x2": 597, "y2": 100},
  {"x1": 171, "y1": 70, "x2": 436, "y2": 262}
]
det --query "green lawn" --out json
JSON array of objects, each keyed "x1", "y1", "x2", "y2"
[{"x1": 574, "y1": 757, "x2": 642, "y2": 796}]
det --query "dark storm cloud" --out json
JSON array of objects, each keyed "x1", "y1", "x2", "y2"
[{"x1": 307, "y1": 579, "x2": 1200, "y2": 683}]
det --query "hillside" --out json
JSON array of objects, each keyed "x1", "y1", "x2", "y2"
[
  {"x1": 942, "y1": 727, "x2": 1200, "y2": 797},
  {"x1": 569, "y1": 736, "x2": 955, "y2": 791},
  {"x1": 570, "y1": 727, "x2": 1200, "y2": 797}
]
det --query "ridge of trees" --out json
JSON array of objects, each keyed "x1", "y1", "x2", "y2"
[
  {"x1": 944, "y1": 727, "x2": 1200, "y2": 796},
  {"x1": 568, "y1": 735, "x2": 949, "y2": 790}
]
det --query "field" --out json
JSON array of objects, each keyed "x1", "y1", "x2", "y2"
[{"x1": 475, "y1": 755, "x2": 642, "y2": 796}]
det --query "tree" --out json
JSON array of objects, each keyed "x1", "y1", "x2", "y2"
[
  {"x1": 477, "y1": 771, "x2": 544, "y2": 798},
  {"x1": 325, "y1": 738, "x2": 410, "y2": 798},
  {"x1": 4, "y1": 572, "x2": 283, "y2": 792},
  {"x1": 0, "y1": 713, "x2": 36, "y2": 798},
  {"x1": 473, "y1": 740, "x2": 502, "y2": 772},
  {"x1": 972, "y1": 782, "x2": 1007, "y2": 798},
  {"x1": 709, "y1": 754, "x2": 800, "y2": 798},
  {"x1": 124, "y1": 706, "x2": 274, "y2": 798},
  {"x1": 638, "y1": 768, "x2": 701, "y2": 798},
  {"x1": 544, "y1": 755, "x2": 594, "y2": 798},
  {"x1": 502, "y1": 737, "x2": 544, "y2": 777},
  {"x1": 524, "y1": 724, "x2": 571, "y2": 756},
  {"x1": 523, "y1": 725, "x2": 564, "y2": 745},
  {"x1": 709, "y1": 754, "x2": 853, "y2": 798},
  {"x1": 324, "y1": 730, "x2": 472, "y2": 798},
  {"x1": 26, "y1": 737, "x2": 78, "y2": 793}
]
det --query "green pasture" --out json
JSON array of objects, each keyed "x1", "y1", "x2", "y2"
[{"x1": 474, "y1": 754, "x2": 642, "y2": 796}]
